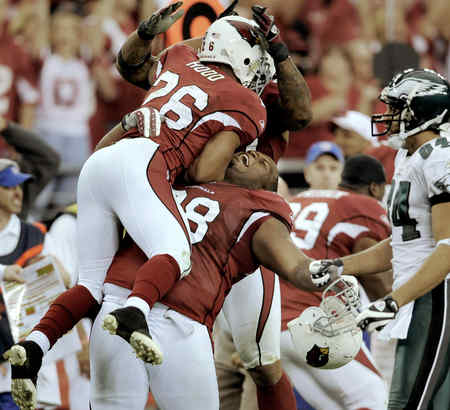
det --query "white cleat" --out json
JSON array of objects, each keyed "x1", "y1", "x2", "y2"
[
  {"x1": 11, "y1": 379, "x2": 36, "y2": 410},
  {"x1": 130, "y1": 331, "x2": 163, "y2": 365},
  {"x1": 102, "y1": 314, "x2": 119, "y2": 335},
  {"x1": 102, "y1": 313, "x2": 163, "y2": 365},
  {"x1": 4, "y1": 345, "x2": 27, "y2": 366}
]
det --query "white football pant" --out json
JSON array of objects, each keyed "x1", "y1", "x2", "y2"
[
  {"x1": 76, "y1": 138, "x2": 191, "y2": 303},
  {"x1": 90, "y1": 284, "x2": 219, "y2": 410}
]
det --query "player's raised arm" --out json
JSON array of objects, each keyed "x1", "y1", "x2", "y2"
[
  {"x1": 251, "y1": 216, "x2": 327, "y2": 292},
  {"x1": 116, "y1": 2, "x2": 184, "y2": 89},
  {"x1": 251, "y1": 5, "x2": 312, "y2": 131}
]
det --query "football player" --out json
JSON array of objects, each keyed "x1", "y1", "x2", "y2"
[
  {"x1": 281, "y1": 154, "x2": 390, "y2": 410},
  {"x1": 310, "y1": 68, "x2": 450, "y2": 410},
  {"x1": 8, "y1": 3, "x2": 276, "y2": 374},
  {"x1": 6, "y1": 151, "x2": 329, "y2": 410}
]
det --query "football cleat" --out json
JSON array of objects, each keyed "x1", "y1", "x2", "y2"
[
  {"x1": 4, "y1": 341, "x2": 43, "y2": 410},
  {"x1": 102, "y1": 306, "x2": 163, "y2": 365}
]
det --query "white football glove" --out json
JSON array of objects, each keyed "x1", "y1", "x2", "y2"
[
  {"x1": 309, "y1": 259, "x2": 344, "y2": 288},
  {"x1": 356, "y1": 296, "x2": 399, "y2": 332},
  {"x1": 121, "y1": 107, "x2": 163, "y2": 138}
]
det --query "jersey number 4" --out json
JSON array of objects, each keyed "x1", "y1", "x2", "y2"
[
  {"x1": 387, "y1": 180, "x2": 421, "y2": 241},
  {"x1": 142, "y1": 71, "x2": 208, "y2": 130}
]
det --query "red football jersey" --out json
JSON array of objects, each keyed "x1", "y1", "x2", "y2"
[
  {"x1": 281, "y1": 189, "x2": 391, "y2": 329},
  {"x1": 105, "y1": 182, "x2": 292, "y2": 331},
  {"x1": 125, "y1": 45, "x2": 266, "y2": 182},
  {"x1": 0, "y1": 33, "x2": 38, "y2": 121}
]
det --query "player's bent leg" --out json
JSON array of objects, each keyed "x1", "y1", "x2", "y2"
[
  {"x1": 90, "y1": 291, "x2": 149, "y2": 410},
  {"x1": 145, "y1": 303, "x2": 219, "y2": 410},
  {"x1": 222, "y1": 269, "x2": 281, "y2": 369},
  {"x1": 93, "y1": 139, "x2": 191, "y2": 360}
]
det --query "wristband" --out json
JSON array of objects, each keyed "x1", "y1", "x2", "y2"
[
  {"x1": 137, "y1": 21, "x2": 156, "y2": 41},
  {"x1": 269, "y1": 42, "x2": 289, "y2": 63},
  {"x1": 117, "y1": 49, "x2": 152, "y2": 71}
]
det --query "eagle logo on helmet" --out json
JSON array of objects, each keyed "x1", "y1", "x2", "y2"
[
  {"x1": 226, "y1": 20, "x2": 258, "y2": 48},
  {"x1": 306, "y1": 344, "x2": 330, "y2": 367}
]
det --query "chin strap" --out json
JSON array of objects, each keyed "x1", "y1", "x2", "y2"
[{"x1": 389, "y1": 108, "x2": 448, "y2": 148}]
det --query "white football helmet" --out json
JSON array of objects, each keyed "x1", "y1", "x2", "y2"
[
  {"x1": 287, "y1": 276, "x2": 362, "y2": 369},
  {"x1": 197, "y1": 16, "x2": 275, "y2": 95}
]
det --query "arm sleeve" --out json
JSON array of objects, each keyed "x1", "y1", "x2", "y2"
[{"x1": 1, "y1": 123, "x2": 61, "y2": 217}]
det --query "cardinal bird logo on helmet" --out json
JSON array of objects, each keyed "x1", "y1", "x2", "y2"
[
  {"x1": 227, "y1": 20, "x2": 258, "y2": 47},
  {"x1": 306, "y1": 344, "x2": 330, "y2": 367}
]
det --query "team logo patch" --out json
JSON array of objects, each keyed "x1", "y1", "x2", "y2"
[
  {"x1": 306, "y1": 344, "x2": 329, "y2": 367},
  {"x1": 227, "y1": 20, "x2": 258, "y2": 47}
]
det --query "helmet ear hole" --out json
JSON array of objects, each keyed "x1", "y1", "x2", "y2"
[{"x1": 244, "y1": 58, "x2": 250, "y2": 65}]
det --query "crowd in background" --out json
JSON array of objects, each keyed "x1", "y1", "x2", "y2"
[{"x1": 1, "y1": 0, "x2": 450, "y2": 215}]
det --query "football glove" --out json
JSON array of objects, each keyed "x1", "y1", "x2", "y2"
[
  {"x1": 251, "y1": 5, "x2": 289, "y2": 63},
  {"x1": 137, "y1": 1, "x2": 184, "y2": 41},
  {"x1": 309, "y1": 259, "x2": 344, "y2": 288},
  {"x1": 356, "y1": 296, "x2": 399, "y2": 332},
  {"x1": 121, "y1": 107, "x2": 163, "y2": 138}
]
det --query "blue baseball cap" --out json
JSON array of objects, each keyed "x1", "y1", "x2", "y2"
[
  {"x1": 0, "y1": 159, "x2": 32, "y2": 187},
  {"x1": 305, "y1": 141, "x2": 344, "y2": 165}
]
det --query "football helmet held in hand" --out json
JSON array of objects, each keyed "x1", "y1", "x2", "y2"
[{"x1": 288, "y1": 276, "x2": 362, "y2": 369}]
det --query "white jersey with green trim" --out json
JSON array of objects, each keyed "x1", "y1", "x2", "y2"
[{"x1": 382, "y1": 131, "x2": 450, "y2": 339}]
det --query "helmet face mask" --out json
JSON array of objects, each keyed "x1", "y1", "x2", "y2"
[
  {"x1": 198, "y1": 16, "x2": 275, "y2": 95},
  {"x1": 288, "y1": 276, "x2": 362, "y2": 369},
  {"x1": 372, "y1": 68, "x2": 450, "y2": 149}
]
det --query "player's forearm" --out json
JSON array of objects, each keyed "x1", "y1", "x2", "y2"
[
  {"x1": 275, "y1": 57, "x2": 312, "y2": 131},
  {"x1": 116, "y1": 31, "x2": 155, "y2": 88},
  {"x1": 95, "y1": 123, "x2": 126, "y2": 152},
  {"x1": 341, "y1": 237, "x2": 393, "y2": 276},
  {"x1": 391, "y1": 244, "x2": 450, "y2": 307},
  {"x1": 119, "y1": 31, "x2": 153, "y2": 65}
]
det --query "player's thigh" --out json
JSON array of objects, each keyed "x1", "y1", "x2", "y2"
[
  {"x1": 147, "y1": 303, "x2": 219, "y2": 410},
  {"x1": 90, "y1": 299, "x2": 149, "y2": 410},
  {"x1": 390, "y1": 280, "x2": 450, "y2": 410},
  {"x1": 113, "y1": 138, "x2": 191, "y2": 276},
  {"x1": 222, "y1": 268, "x2": 281, "y2": 369}
]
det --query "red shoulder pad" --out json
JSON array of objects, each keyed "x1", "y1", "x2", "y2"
[{"x1": 249, "y1": 190, "x2": 293, "y2": 231}]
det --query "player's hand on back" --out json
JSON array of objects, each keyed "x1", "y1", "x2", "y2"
[
  {"x1": 121, "y1": 107, "x2": 163, "y2": 138},
  {"x1": 137, "y1": 1, "x2": 184, "y2": 40}
]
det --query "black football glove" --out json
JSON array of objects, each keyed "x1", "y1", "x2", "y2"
[
  {"x1": 251, "y1": 5, "x2": 289, "y2": 63},
  {"x1": 137, "y1": 1, "x2": 184, "y2": 40},
  {"x1": 356, "y1": 296, "x2": 399, "y2": 332}
]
